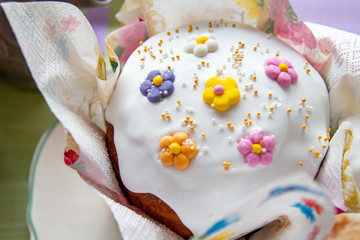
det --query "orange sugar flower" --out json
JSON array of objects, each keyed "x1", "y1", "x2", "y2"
[{"x1": 159, "y1": 132, "x2": 197, "y2": 170}]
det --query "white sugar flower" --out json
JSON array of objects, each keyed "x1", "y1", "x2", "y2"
[{"x1": 184, "y1": 33, "x2": 218, "y2": 57}]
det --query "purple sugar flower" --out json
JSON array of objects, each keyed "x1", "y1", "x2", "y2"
[{"x1": 140, "y1": 70, "x2": 175, "y2": 102}]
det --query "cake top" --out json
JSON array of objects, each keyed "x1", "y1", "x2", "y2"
[{"x1": 105, "y1": 20, "x2": 330, "y2": 235}]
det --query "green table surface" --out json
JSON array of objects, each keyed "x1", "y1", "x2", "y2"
[
  {"x1": 0, "y1": 79, "x2": 57, "y2": 239},
  {"x1": 0, "y1": 1, "x2": 124, "y2": 238}
]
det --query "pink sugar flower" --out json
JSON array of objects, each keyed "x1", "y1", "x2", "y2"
[
  {"x1": 237, "y1": 130, "x2": 275, "y2": 167},
  {"x1": 265, "y1": 57, "x2": 298, "y2": 87}
]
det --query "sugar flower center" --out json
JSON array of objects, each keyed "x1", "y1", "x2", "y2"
[
  {"x1": 279, "y1": 63, "x2": 288, "y2": 72},
  {"x1": 169, "y1": 142, "x2": 181, "y2": 154},
  {"x1": 213, "y1": 84, "x2": 225, "y2": 95},
  {"x1": 153, "y1": 75, "x2": 164, "y2": 86},
  {"x1": 196, "y1": 36, "x2": 208, "y2": 44},
  {"x1": 252, "y1": 144, "x2": 263, "y2": 154}
]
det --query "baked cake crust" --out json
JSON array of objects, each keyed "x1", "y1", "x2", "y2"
[{"x1": 106, "y1": 123, "x2": 193, "y2": 238}]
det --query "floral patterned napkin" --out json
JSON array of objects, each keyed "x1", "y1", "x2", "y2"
[{"x1": 2, "y1": 0, "x2": 360, "y2": 239}]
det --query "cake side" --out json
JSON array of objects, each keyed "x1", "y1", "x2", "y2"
[{"x1": 106, "y1": 123, "x2": 193, "y2": 238}]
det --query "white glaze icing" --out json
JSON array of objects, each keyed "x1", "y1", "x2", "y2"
[{"x1": 105, "y1": 20, "x2": 330, "y2": 235}]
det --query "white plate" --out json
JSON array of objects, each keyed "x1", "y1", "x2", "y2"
[{"x1": 27, "y1": 122, "x2": 122, "y2": 240}]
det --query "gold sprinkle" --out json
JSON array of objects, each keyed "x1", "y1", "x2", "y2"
[
  {"x1": 302, "y1": 98, "x2": 306, "y2": 103},
  {"x1": 184, "y1": 119, "x2": 189, "y2": 124},
  {"x1": 194, "y1": 79, "x2": 198, "y2": 84},
  {"x1": 306, "y1": 68, "x2": 311, "y2": 73},
  {"x1": 302, "y1": 124, "x2": 307, "y2": 130},
  {"x1": 190, "y1": 126, "x2": 195, "y2": 131},
  {"x1": 241, "y1": 43, "x2": 245, "y2": 48},
  {"x1": 298, "y1": 161, "x2": 303, "y2": 167},
  {"x1": 305, "y1": 62, "x2": 309, "y2": 65},
  {"x1": 323, "y1": 144, "x2": 327, "y2": 148},
  {"x1": 190, "y1": 120, "x2": 194, "y2": 124},
  {"x1": 230, "y1": 125, "x2": 235, "y2": 130},
  {"x1": 269, "y1": 106, "x2": 274, "y2": 111},
  {"x1": 227, "y1": 122, "x2": 232, "y2": 126},
  {"x1": 167, "y1": 31, "x2": 171, "y2": 36},
  {"x1": 318, "y1": 136, "x2": 322, "y2": 140},
  {"x1": 143, "y1": 46, "x2": 148, "y2": 52},
  {"x1": 252, "y1": 76, "x2": 257, "y2": 81},
  {"x1": 327, "y1": 128, "x2": 331, "y2": 133},
  {"x1": 223, "y1": 161, "x2": 231, "y2": 171},
  {"x1": 315, "y1": 151, "x2": 321, "y2": 158},
  {"x1": 305, "y1": 115, "x2": 310, "y2": 119},
  {"x1": 166, "y1": 115, "x2": 171, "y2": 119},
  {"x1": 188, "y1": 28, "x2": 192, "y2": 33},
  {"x1": 232, "y1": 23, "x2": 236, "y2": 28},
  {"x1": 161, "y1": 113, "x2": 165, "y2": 118},
  {"x1": 257, "y1": 112, "x2": 261, "y2": 117},
  {"x1": 139, "y1": 41, "x2": 143, "y2": 45},
  {"x1": 186, "y1": 116, "x2": 190, "y2": 120},
  {"x1": 235, "y1": 50, "x2": 239, "y2": 54},
  {"x1": 247, "y1": 112, "x2": 251, "y2": 117},
  {"x1": 268, "y1": 93, "x2": 273, "y2": 98},
  {"x1": 195, "y1": 26, "x2": 199, "y2": 30},
  {"x1": 249, "y1": 120, "x2": 253, "y2": 125},
  {"x1": 254, "y1": 90, "x2": 258, "y2": 95},
  {"x1": 193, "y1": 84, "x2": 197, "y2": 89},
  {"x1": 201, "y1": 61, "x2": 206, "y2": 66},
  {"x1": 171, "y1": 57, "x2": 175, "y2": 61},
  {"x1": 140, "y1": 57, "x2": 145, "y2": 61},
  {"x1": 152, "y1": 55, "x2": 156, "y2": 59},
  {"x1": 177, "y1": 100, "x2": 181, "y2": 105},
  {"x1": 309, "y1": 148, "x2": 313, "y2": 152},
  {"x1": 275, "y1": 53, "x2": 279, "y2": 57},
  {"x1": 137, "y1": 49, "x2": 141, "y2": 53},
  {"x1": 175, "y1": 29, "x2": 179, "y2": 33},
  {"x1": 201, "y1": 133, "x2": 206, "y2": 137},
  {"x1": 159, "y1": 49, "x2": 163, "y2": 53},
  {"x1": 244, "y1": 118, "x2": 248, "y2": 122},
  {"x1": 253, "y1": 46, "x2": 257, "y2": 51},
  {"x1": 176, "y1": 55, "x2": 180, "y2": 59},
  {"x1": 287, "y1": 108, "x2": 292, "y2": 113},
  {"x1": 208, "y1": 22, "x2": 213, "y2": 28},
  {"x1": 167, "y1": 66, "x2": 171, "y2": 70}
]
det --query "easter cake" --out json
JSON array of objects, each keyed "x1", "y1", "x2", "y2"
[{"x1": 105, "y1": 20, "x2": 330, "y2": 238}]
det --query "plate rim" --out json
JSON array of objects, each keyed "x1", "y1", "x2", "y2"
[{"x1": 26, "y1": 121, "x2": 59, "y2": 240}]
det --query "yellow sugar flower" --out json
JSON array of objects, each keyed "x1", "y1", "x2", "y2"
[{"x1": 203, "y1": 77, "x2": 240, "y2": 112}]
